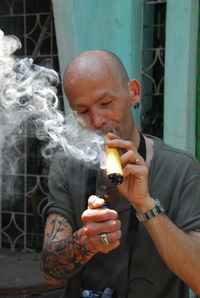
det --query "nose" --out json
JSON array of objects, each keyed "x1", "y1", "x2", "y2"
[{"x1": 90, "y1": 109, "x2": 106, "y2": 129}]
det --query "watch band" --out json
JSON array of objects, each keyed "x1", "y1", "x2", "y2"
[{"x1": 136, "y1": 199, "x2": 165, "y2": 222}]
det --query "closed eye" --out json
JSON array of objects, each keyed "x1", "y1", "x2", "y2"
[
  {"x1": 101, "y1": 99, "x2": 113, "y2": 106},
  {"x1": 76, "y1": 109, "x2": 88, "y2": 115}
]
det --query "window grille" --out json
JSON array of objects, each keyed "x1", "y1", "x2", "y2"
[
  {"x1": 0, "y1": 0, "x2": 61, "y2": 252},
  {"x1": 141, "y1": 0, "x2": 166, "y2": 138}
]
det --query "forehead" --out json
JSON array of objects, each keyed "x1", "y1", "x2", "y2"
[
  {"x1": 66, "y1": 63, "x2": 124, "y2": 98},
  {"x1": 68, "y1": 78, "x2": 122, "y2": 108}
]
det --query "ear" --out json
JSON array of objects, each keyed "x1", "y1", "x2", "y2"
[{"x1": 128, "y1": 79, "x2": 142, "y2": 106}]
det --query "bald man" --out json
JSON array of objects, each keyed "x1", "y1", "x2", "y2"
[{"x1": 41, "y1": 50, "x2": 200, "y2": 298}]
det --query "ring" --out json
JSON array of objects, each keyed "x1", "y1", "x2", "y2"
[
  {"x1": 100, "y1": 233, "x2": 109, "y2": 246},
  {"x1": 135, "y1": 153, "x2": 140, "y2": 163}
]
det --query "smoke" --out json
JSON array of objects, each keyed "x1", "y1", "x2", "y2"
[{"x1": 0, "y1": 29, "x2": 105, "y2": 169}]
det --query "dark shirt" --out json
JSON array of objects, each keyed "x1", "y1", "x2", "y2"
[{"x1": 43, "y1": 136, "x2": 200, "y2": 298}]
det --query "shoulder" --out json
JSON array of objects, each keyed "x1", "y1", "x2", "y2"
[
  {"x1": 48, "y1": 151, "x2": 87, "y2": 189},
  {"x1": 146, "y1": 135, "x2": 200, "y2": 175},
  {"x1": 50, "y1": 150, "x2": 83, "y2": 173},
  {"x1": 148, "y1": 135, "x2": 198, "y2": 162},
  {"x1": 49, "y1": 150, "x2": 97, "y2": 187}
]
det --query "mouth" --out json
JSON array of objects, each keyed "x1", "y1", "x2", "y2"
[
  {"x1": 100, "y1": 125, "x2": 117, "y2": 135},
  {"x1": 75, "y1": 116, "x2": 119, "y2": 136}
]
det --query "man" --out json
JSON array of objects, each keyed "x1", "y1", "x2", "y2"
[{"x1": 41, "y1": 50, "x2": 200, "y2": 298}]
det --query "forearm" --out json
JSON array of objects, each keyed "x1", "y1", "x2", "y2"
[
  {"x1": 41, "y1": 229, "x2": 95, "y2": 283},
  {"x1": 144, "y1": 214, "x2": 200, "y2": 294}
]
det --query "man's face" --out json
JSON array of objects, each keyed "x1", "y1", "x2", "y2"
[{"x1": 65, "y1": 66, "x2": 135, "y2": 141}]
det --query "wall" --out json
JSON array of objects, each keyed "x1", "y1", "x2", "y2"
[
  {"x1": 52, "y1": 0, "x2": 200, "y2": 154},
  {"x1": 52, "y1": 0, "x2": 142, "y2": 126},
  {"x1": 164, "y1": 0, "x2": 199, "y2": 154}
]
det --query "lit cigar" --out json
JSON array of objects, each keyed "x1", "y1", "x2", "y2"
[{"x1": 105, "y1": 133, "x2": 124, "y2": 185}]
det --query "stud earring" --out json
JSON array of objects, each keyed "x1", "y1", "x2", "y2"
[{"x1": 133, "y1": 102, "x2": 140, "y2": 109}]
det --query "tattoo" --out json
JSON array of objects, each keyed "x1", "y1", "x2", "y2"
[
  {"x1": 41, "y1": 216, "x2": 93, "y2": 282},
  {"x1": 46, "y1": 215, "x2": 70, "y2": 241}
]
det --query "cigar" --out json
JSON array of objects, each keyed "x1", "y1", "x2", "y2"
[{"x1": 105, "y1": 133, "x2": 124, "y2": 185}]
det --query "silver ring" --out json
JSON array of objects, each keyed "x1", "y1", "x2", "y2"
[{"x1": 100, "y1": 233, "x2": 109, "y2": 246}]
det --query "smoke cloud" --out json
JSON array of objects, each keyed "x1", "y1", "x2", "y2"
[{"x1": 0, "y1": 29, "x2": 105, "y2": 169}]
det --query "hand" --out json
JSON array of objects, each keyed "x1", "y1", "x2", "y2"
[
  {"x1": 106, "y1": 134, "x2": 154, "y2": 213},
  {"x1": 80, "y1": 195, "x2": 121, "y2": 254}
]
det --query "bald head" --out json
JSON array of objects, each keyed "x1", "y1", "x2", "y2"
[
  {"x1": 63, "y1": 50, "x2": 129, "y2": 98},
  {"x1": 62, "y1": 50, "x2": 140, "y2": 142}
]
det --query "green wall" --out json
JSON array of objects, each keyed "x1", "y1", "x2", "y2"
[
  {"x1": 52, "y1": 0, "x2": 142, "y2": 125},
  {"x1": 52, "y1": 0, "x2": 199, "y2": 154},
  {"x1": 164, "y1": 0, "x2": 199, "y2": 154}
]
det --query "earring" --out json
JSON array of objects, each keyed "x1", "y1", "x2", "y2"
[{"x1": 134, "y1": 102, "x2": 140, "y2": 109}]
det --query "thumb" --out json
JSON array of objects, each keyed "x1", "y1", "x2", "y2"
[{"x1": 87, "y1": 195, "x2": 105, "y2": 209}]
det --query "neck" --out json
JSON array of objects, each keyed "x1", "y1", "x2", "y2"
[
  {"x1": 130, "y1": 128, "x2": 140, "y2": 150},
  {"x1": 131, "y1": 128, "x2": 154, "y2": 167}
]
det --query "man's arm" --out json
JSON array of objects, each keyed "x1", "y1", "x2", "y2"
[
  {"x1": 41, "y1": 213, "x2": 94, "y2": 285},
  {"x1": 143, "y1": 214, "x2": 200, "y2": 295},
  {"x1": 107, "y1": 135, "x2": 200, "y2": 295},
  {"x1": 41, "y1": 199, "x2": 121, "y2": 284}
]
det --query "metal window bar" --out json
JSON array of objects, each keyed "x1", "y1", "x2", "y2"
[
  {"x1": 0, "y1": 0, "x2": 60, "y2": 252},
  {"x1": 141, "y1": 0, "x2": 166, "y2": 138}
]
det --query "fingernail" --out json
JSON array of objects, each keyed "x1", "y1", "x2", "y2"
[{"x1": 94, "y1": 198, "x2": 104, "y2": 206}]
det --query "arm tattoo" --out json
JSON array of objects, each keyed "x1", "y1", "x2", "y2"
[
  {"x1": 46, "y1": 215, "x2": 69, "y2": 241},
  {"x1": 41, "y1": 216, "x2": 93, "y2": 282}
]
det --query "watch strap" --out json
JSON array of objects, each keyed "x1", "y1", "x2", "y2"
[{"x1": 136, "y1": 199, "x2": 165, "y2": 222}]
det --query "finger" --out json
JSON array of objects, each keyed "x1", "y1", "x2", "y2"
[
  {"x1": 95, "y1": 239, "x2": 120, "y2": 254},
  {"x1": 106, "y1": 132, "x2": 120, "y2": 140},
  {"x1": 102, "y1": 240, "x2": 120, "y2": 253},
  {"x1": 98, "y1": 230, "x2": 121, "y2": 246},
  {"x1": 122, "y1": 164, "x2": 148, "y2": 178},
  {"x1": 106, "y1": 138, "x2": 136, "y2": 151},
  {"x1": 88, "y1": 230, "x2": 121, "y2": 252},
  {"x1": 83, "y1": 219, "x2": 121, "y2": 236},
  {"x1": 105, "y1": 230, "x2": 122, "y2": 243},
  {"x1": 120, "y1": 150, "x2": 145, "y2": 166},
  {"x1": 82, "y1": 209, "x2": 118, "y2": 224},
  {"x1": 87, "y1": 195, "x2": 105, "y2": 209}
]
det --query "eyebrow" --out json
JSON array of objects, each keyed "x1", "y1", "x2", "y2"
[{"x1": 72, "y1": 92, "x2": 108, "y2": 108}]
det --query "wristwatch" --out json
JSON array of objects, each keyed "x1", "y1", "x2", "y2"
[{"x1": 136, "y1": 199, "x2": 165, "y2": 222}]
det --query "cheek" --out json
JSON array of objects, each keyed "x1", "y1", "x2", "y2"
[
  {"x1": 118, "y1": 107, "x2": 133, "y2": 134},
  {"x1": 76, "y1": 114, "x2": 91, "y2": 128},
  {"x1": 83, "y1": 117, "x2": 93, "y2": 129},
  {"x1": 112, "y1": 105, "x2": 128, "y2": 123}
]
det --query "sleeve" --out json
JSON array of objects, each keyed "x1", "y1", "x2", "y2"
[
  {"x1": 42, "y1": 152, "x2": 77, "y2": 231},
  {"x1": 172, "y1": 155, "x2": 200, "y2": 232},
  {"x1": 175, "y1": 174, "x2": 200, "y2": 232}
]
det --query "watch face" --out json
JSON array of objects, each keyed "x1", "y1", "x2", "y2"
[{"x1": 155, "y1": 199, "x2": 160, "y2": 206}]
